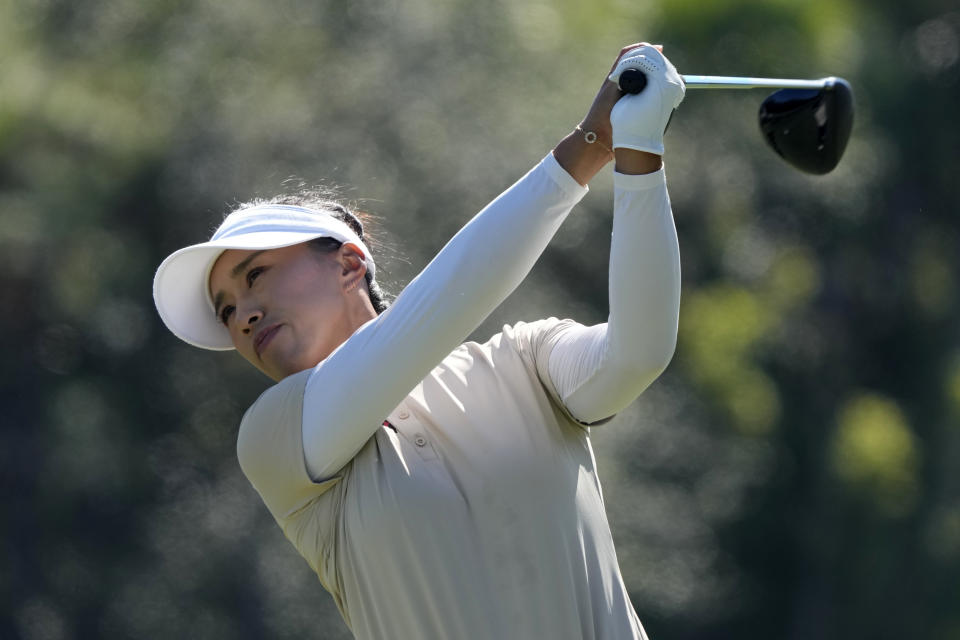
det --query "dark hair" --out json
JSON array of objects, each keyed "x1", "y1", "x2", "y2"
[{"x1": 234, "y1": 188, "x2": 391, "y2": 314}]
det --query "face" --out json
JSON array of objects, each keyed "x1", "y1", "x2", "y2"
[{"x1": 208, "y1": 243, "x2": 371, "y2": 381}]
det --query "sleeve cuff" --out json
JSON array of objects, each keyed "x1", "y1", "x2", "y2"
[
  {"x1": 542, "y1": 152, "x2": 590, "y2": 199},
  {"x1": 613, "y1": 165, "x2": 667, "y2": 191}
]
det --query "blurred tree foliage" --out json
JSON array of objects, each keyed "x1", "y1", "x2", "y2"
[{"x1": 2, "y1": 0, "x2": 958, "y2": 638}]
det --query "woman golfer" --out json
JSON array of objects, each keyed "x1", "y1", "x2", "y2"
[{"x1": 153, "y1": 43, "x2": 684, "y2": 640}]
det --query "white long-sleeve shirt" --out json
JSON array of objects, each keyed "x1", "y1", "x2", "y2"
[{"x1": 237, "y1": 152, "x2": 681, "y2": 640}]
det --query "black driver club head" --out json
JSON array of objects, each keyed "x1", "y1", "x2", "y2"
[{"x1": 758, "y1": 77, "x2": 854, "y2": 175}]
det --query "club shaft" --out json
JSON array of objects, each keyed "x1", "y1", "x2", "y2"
[{"x1": 681, "y1": 75, "x2": 834, "y2": 90}]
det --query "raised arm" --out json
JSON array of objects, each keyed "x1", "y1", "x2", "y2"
[
  {"x1": 546, "y1": 45, "x2": 685, "y2": 424},
  {"x1": 292, "y1": 45, "x2": 683, "y2": 481}
]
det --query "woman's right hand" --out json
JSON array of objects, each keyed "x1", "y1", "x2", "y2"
[
  {"x1": 578, "y1": 42, "x2": 657, "y2": 153},
  {"x1": 555, "y1": 43, "x2": 682, "y2": 183}
]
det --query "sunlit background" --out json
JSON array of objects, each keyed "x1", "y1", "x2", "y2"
[{"x1": 2, "y1": 0, "x2": 958, "y2": 638}]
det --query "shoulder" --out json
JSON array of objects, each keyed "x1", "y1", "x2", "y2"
[
  {"x1": 237, "y1": 369, "x2": 313, "y2": 473},
  {"x1": 236, "y1": 368, "x2": 345, "y2": 522},
  {"x1": 482, "y1": 317, "x2": 584, "y2": 357}
]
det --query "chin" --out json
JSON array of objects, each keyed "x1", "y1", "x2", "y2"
[{"x1": 249, "y1": 354, "x2": 294, "y2": 382}]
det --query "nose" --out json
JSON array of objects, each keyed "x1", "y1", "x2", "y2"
[{"x1": 237, "y1": 303, "x2": 264, "y2": 335}]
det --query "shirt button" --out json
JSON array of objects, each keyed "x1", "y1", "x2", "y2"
[
  {"x1": 398, "y1": 409, "x2": 410, "y2": 420},
  {"x1": 414, "y1": 434, "x2": 427, "y2": 447}
]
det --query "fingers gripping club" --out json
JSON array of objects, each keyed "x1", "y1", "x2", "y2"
[{"x1": 607, "y1": 46, "x2": 685, "y2": 155}]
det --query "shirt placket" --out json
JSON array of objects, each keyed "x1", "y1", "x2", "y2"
[{"x1": 388, "y1": 403, "x2": 439, "y2": 461}]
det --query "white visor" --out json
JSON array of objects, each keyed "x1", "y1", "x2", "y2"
[{"x1": 153, "y1": 204, "x2": 374, "y2": 351}]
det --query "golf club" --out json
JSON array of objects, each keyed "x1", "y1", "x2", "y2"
[{"x1": 618, "y1": 69, "x2": 854, "y2": 175}]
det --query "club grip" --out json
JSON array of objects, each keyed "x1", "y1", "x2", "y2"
[{"x1": 618, "y1": 68, "x2": 648, "y2": 94}]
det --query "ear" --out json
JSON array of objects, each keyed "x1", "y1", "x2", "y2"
[{"x1": 338, "y1": 243, "x2": 368, "y2": 291}]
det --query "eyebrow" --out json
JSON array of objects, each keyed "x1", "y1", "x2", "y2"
[
  {"x1": 231, "y1": 250, "x2": 266, "y2": 277},
  {"x1": 212, "y1": 250, "x2": 267, "y2": 315}
]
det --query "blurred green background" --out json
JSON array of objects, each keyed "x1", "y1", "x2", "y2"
[{"x1": 2, "y1": 0, "x2": 958, "y2": 638}]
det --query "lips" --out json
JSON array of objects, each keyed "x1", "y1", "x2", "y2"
[{"x1": 253, "y1": 324, "x2": 282, "y2": 357}]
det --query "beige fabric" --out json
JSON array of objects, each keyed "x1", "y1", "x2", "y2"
[
  {"x1": 299, "y1": 154, "x2": 590, "y2": 482},
  {"x1": 238, "y1": 318, "x2": 648, "y2": 640}
]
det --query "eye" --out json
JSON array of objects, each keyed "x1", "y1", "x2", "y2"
[
  {"x1": 247, "y1": 266, "x2": 265, "y2": 287},
  {"x1": 219, "y1": 305, "x2": 235, "y2": 326}
]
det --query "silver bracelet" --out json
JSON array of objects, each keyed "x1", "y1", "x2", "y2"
[{"x1": 576, "y1": 125, "x2": 613, "y2": 155}]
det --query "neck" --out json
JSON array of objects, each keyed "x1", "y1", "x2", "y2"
[{"x1": 345, "y1": 290, "x2": 379, "y2": 332}]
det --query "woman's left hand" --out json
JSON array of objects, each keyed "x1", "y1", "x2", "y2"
[{"x1": 579, "y1": 43, "x2": 663, "y2": 152}]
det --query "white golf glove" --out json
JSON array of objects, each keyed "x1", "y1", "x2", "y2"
[{"x1": 608, "y1": 45, "x2": 685, "y2": 155}]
